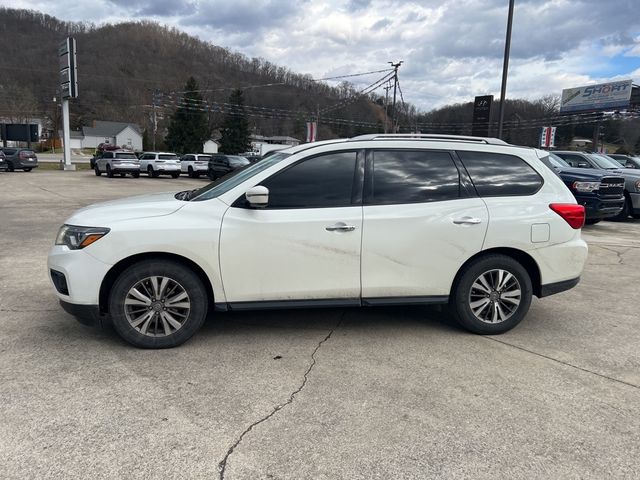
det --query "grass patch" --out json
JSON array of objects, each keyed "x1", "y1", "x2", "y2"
[{"x1": 37, "y1": 163, "x2": 92, "y2": 171}]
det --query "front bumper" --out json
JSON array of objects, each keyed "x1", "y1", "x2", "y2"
[
  {"x1": 580, "y1": 197, "x2": 624, "y2": 219},
  {"x1": 47, "y1": 245, "x2": 112, "y2": 305},
  {"x1": 59, "y1": 300, "x2": 104, "y2": 327},
  {"x1": 629, "y1": 192, "x2": 640, "y2": 214}
]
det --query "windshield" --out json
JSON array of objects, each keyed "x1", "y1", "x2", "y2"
[
  {"x1": 587, "y1": 154, "x2": 621, "y2": 169},
  {"x1": 548, "y1": 153, "x2": 570, "y2": 168},
  {"x1": 159, "y1": 154, "x2": 178, "y2": 160},
  {"x1": 191, "y1": 152, "x2": 291, "y2": 201},
  {"x1": 115, "y1": 153, "x2": 138, "y2": 159}
]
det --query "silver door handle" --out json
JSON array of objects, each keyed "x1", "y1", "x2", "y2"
[
  {"x1": 326, "y1": 223, "x2": 356, "y2": 232},
  {"x1": 453, "y1": 217, "x2": 482, "y2": 225}
]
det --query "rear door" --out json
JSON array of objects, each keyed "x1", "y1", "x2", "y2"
[{"x1": 361, "y1": 149, "x2": 489, "y2": 301}]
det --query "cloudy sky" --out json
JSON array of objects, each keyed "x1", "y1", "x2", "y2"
[{"x1": 4, "y1": 0, "x2": 640, "y2": 110}]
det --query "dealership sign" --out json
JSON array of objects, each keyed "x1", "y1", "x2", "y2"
[{"x1": 560, "y1": 79, "x2": 632, "y2": 113}]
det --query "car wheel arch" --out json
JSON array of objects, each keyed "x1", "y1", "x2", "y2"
[
  {"x1": 99, "y1": 252, "x2": 215, "y2": 315},
  {"x1": 450, "y1": 247, "x2": 542, "y2": 298}
]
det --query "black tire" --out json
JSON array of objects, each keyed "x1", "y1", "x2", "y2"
[
  {"x1": 449, "y1": 254, "x2": 532, "y2": 335},
  {"x1": 171, "y1": 172, "x2": 180, "y2": 178},
  {"x1": 23, "y1": 167, "x2": 32, "y2": 172},
  {"x1": 120, "y1": 173, "x2": 126, "y2": 177},
  {"x1": 94, "y1": 165, "x2": 101, "y2": 176},
  {"x1": 585, "y1": 219, "x2": 601, "y2": 225},
  {"x1": 147, "y1": 165, "x2": 158, "y2": 178},
  {"x1": 207, "y1": 171, "x2": 216, "y2": 181},
  {"x1": 108, "y1": 260, "x2": 208, "y2": 348},
  {"x1": 188, "y1": 166, "x2": 194, "y2": 178},
  {"x1": 131, "y1": 172, "x2": 140, "y2": 178},
  {"x1": 7, "y1": 161, "x2": 14, "y2": 172},
  {"x1": 106, "y1": 164, "x2": 114, "y2": 178},
  {"x1": 632, "y1": 214, "x2": 640, "y2": 219}
]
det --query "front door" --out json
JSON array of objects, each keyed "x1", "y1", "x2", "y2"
[{"x1": 219, "y1": 150, "x2": 363, "y2": 303}]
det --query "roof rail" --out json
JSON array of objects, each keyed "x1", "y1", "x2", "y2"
[{"x1": 348, "y1": 133, "x2": 508, "y2": 145}]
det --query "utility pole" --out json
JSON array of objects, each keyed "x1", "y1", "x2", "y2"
[
  {"x1": 383, "y1": 82, "x2": 391, "y2": 133},
  {"x1": 152, "y1": 89, "x2": 159, "y2": 150},
  {"x1": 497, "y1": 0, "x2": 515, "y2": 140},
  {"x1": 388, "y1": 61, "x2": 403, "y2": 133}
]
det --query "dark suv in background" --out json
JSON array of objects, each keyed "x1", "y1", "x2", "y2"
[
  {"x1": 1, "y1": 148, "x2": 38, "y2": 172},
  {"x1": 207, "y1": 154, "x2": 251, "y2": 180},
  {"x1": 554, "y1": 151, "x2": 640, "y2": 219},
  {"x1": 544, "y1": 153, "x2": 624, "y2": 224}
]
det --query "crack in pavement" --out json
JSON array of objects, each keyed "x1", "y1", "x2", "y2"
[
  {"x1": 217, "y1": 312, "x2": 345, "y2": 480},
  {"x1": 592, "y1": 244, "x2": 630, "y2": 265},
  {"x1": 484, "y1": 336, "x2": 639, "y2": 390}
]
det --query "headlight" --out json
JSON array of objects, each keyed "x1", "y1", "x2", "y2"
[
  {"x1": 55, "y1": 225, "x2": 110, "y2": 249},
  {"x1": 572, "y1": 181, "x2": 600, "y2": 193}
]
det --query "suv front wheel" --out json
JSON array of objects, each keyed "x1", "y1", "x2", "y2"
[
  {"x1": 450, "y1": 254, "x2": 532, "y2": 334},
  {"x1": 108, "y1": 260, "x2": 208, "y2": 348}
]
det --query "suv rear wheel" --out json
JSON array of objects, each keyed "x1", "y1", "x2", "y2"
[
  {"x1": 106, "y1": 164, "x2": 114, "y2": 178},
  {"x1": 94, "y1": 165, "x2": 101, "y2": 176},
  {"x1": 450, "y1": 254, "x2": 532, "y2": 334},
  {"x1": 108, "y1": 260, "x2": 208, "y2": 348}
]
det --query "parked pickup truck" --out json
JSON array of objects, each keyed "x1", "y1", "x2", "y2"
[
  {"x1": 544, "y1": 153, "x2": 625, "y2": 224},
  {"x1": 554, "y1": 151, "x2": 640, "y2": 220}
]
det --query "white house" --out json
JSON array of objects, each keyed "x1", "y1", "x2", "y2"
[
  {"x1": 203, "y1": 139, "x2": 219, "y2": 154},
  {"x1": 249, "y1": 134, "x2": 301, "y2": 155},
  {"x1": 63, "y1": 121, "x2": 143, "y2": 151}
]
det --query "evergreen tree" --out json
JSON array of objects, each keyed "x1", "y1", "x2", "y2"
[
  {"x1": 219, "y1": 89, "x2": 251, "y2": 154},
  {"x1": 165, "y1": 77, "x2": 209, "y2": 154}
]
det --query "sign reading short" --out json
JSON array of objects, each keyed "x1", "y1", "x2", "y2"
[{"x1": 560, "y1": 79, "x2": 632, "y2": 113}]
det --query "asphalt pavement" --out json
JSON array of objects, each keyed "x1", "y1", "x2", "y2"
[{"x1": 0, "y1": 170, "x2": 638, "y2": 479}]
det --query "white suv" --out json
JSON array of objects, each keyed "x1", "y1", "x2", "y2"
[
  {"x1": 180, "y1": 154, "x2": 211, "y2": 178},
  {"x1": 48, "y1": 134, "x2": 588, "y2": 348},
  {"x1": 138, "y1": 152, "x2": 181, "y2": 178}
]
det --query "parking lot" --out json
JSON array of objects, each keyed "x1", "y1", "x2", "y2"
[{"x1": 1, "y1": 170, "x2": 639, "y2": 479}]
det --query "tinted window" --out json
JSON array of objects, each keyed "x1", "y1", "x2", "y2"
[
  {"x1": 368, "y1": 150, "x2": 460, "y2": 204},
  {"x1": 260, "y1": 152, "x2": 357, "y2": 209},
  {"x1": 159, "y1": 154, "x2": 178, "y2": 160},
  {"x1": 556, "y1": 153, "x2": 587, "y2": 167},
  {"x1": 115, "y1": 153, "x2": 137, "y2": 159},
  {"x1": 458, "y1": 151, "x2": 542, "y2": 196},
  {"x1": 229, "y1": 156, "x2": 250, "y2": 167},
  {"x1": 198, "y1": 155, "x2": 211, "y2": 161},
  {"x1": 102, "y1": 152, "x2": 113, "y2": 159}
]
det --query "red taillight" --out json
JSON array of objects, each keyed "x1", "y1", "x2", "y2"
[{"x1": 550, "y1": 203, "x2": 585, "y2": 229}]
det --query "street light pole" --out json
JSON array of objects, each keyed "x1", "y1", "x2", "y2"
[{"x1": 497, "y1": 0, "x2": 515, "y2": 139}]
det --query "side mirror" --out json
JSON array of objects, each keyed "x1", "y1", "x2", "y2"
[
  {"x1": 245, "y1": 186, "x2": 269, "y2": 208},
  {"x1": 626, "y1": 164, "x2": 635, "y2": 169},
  {"x1": 577, "y1": 162, "x2": 589, "y2": 168}
]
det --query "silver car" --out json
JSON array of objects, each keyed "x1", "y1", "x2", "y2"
[{"x1": 94, "y1": 150, "x2": 140, "y2": 178}]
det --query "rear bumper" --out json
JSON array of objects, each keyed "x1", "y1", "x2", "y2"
[
  {"x1": 16, "y1": 160, "x2": 38, "y2": 169},
  {"x1": 112, "y1": 164, "x2": 140, "y2": 172},
  {"x1": 539, "y1": 277, "x2": 580, "y2": 297}
]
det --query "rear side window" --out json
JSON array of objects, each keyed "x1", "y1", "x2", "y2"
[
  {"x1": 458, "y1": 151, "x2": 542, "y2": 197},
  {"x1": 367, "y1": 150, "x2": 460, "y2": 205},
  {"x1": 260, "y1": 151, "x2": 357, "y2": 209}
]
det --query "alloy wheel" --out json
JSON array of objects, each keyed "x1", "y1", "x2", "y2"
[
  {"x1": 468, "y1": 269, "x2": 521, "y2": 324},
  {"x1": 124, "y1": 276, "x2": 191, "y2": 337}
]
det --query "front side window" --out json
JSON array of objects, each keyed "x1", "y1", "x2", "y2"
[
  {"x1": 458, "y1": 151, "x2": 543, "y2": 196},
  {"x1": 258, "y1": 151, "x2": 358, "y2": 209},
  {"x1": 367, "y1": 150, "x2": 460, "y2": 205}
]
